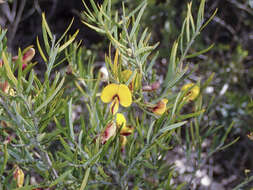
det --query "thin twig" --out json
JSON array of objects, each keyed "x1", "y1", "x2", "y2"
[
  {"x1": 232, "y1": 175, "x2": 253, "y2": 190},
  {"x1": 8, "y1": 0, "x2": 27, "y2": 47}
]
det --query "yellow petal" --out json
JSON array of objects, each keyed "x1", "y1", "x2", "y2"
[
  {"x1": 116, "y1": 113, "x2": 126, "y2": 128},
  {"x1": 101, "y1": 83, "x2": 119, "y2": 103},
  {"x1": 110, "y1": 97, "x2": 119, "y2": 115},
  {"x1": 152, "y1": 98, "x2": 168, "y2": 115},
  {"x1": 117, "y1": 84, "x2": 132, "y2": 107}
]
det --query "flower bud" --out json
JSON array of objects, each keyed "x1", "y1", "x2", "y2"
[
  {"x1": 13, "y1": 165, "x2": 24, "y2": 188},
  {"x1": 100, "y1": 122, "x2": 117, "y2": 144},
  {"x1": 99, "y1": 66, "x2": 109, "y2": 82},
  {"x1": 181, "y1": 83, "x2": 200, "y2": 102},
  {"x1": 22, "y1": 48, "x2": 35, "y2": 64}
]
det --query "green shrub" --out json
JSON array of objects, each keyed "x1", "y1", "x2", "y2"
[{"x1": 0, "y1": 0, "x2": 240, "y2": 189}]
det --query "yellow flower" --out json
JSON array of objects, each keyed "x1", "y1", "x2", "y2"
[
  {"x1": 13, "y1": 165, "x2": 24, "y2": 188},
  {"x1": 101, "y1": 83, "x2": 132, "y2": 115},
  {"x1": 152, "y1": 98, "x2": 168, "y2": 115},
  {"x1": 181, "y1": 83, "x2": 200, "y2": 102},
  {"x1": 121, "y1": 69, "x2": 141, "y2": 91},
  {"x1": 116, "y1": 113, "x2": 134, "y2": 136},
  {"x1": 100, "y1": 113, "x2": 134, "y2": 145}
]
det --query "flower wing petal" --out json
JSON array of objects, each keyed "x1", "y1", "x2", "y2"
[
  {"x1": 101, "y1": 83, "x2": 119, "y2": 103},
  {"x1": 118, "y1": 84, "x2": 132, "y2": 107}
]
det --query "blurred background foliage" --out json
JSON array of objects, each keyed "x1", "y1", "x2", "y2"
[{"x1": 1, "y1": 0, "x2": 253, "y2": 189}]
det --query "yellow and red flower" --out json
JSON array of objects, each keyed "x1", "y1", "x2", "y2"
[
  {"x1": 152, "y1": 98, "x2": 168, "y2": 115},
  {"x1": 13, "y1": 165, "x2": 24, "y2": 188},
  {"x1": 181, "y1": 83, "x2": 200, "y2": 102},
  {"x1": 101, "y1": 83, "x2": 132, "y2": 115},
  {"x1": 100, "y1": 113, "x2": 134, "y2": 148}
]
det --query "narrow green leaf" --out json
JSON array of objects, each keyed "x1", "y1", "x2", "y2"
[
  {"x1": 59, "y1": 135, "x2": 73, "y2": 156},
  {"x1": 46, "y1": 38, "x2": 58, "y2": 77},
  {"x1": 81, "y1": 0, "x2": 96, "y2": 21},
  {"x1": 200, "y1": 8, "x2": 218, "y2": 31},
  {"x1": 0, "y1": 29, "x2": 7, "y2": 42},
  {"x1": 56, "y1": 17, "x2": 75, "y2": 46},
  {"x1": 185, "y1": 43, "x2": 214, "y2": 59},
  {"x1": 42, "y1": 12, "x2": 53, "y2": 40},
  {"x1": 89, "y1": 0, "x2": 99, "y2": 14},
  {"x1": 67, "y1": 98, "x2": 75, "y2": 141},
  {"x1": 164, "y1": 41, "x2": 178, "y2": 85},
  {"x1": 135, "y1": 43, "x2": 159, "y2": 56},
  {"x1": 147, "y1": 120, "x2": 155, "y2": 144},
  {"x1": 160, "y1": 121, "x2": 187, "y2": 133},
  {"x1": 220, "y1": 121, "x2": 235, "y2": 145},
  {"x1": 49, "y1": 169, "x2": 72, "y2": 187},
  {"x1": 35, "y1": 77, "x2": 65, "y2": 114},
  {"x1": 58, "y1": 30, "x2": 79, "y2": 53},
  {"x1": 42, "y1": 19, "x2": 50, "y2": 54},
  {"x1": 177, "y1": 109, "x2": 205, "y2": 120},
  {"x1": 17, "y1": 49, "x2": 23, "y2": 89},
  {"x1": 2, "y1": 52, "x2": 18, "y2": 87},
  {"x1": 124, "y1": 0, "x2": 147, "y2": 21},
  {"x1": 36, "y1": 36, "x2": 48, "y2": 62},
  {"x1": 197, "y1": 0, "x2": 205, "y2": 28},
  {"x1": 186, "y1": 10, "x2": 190, "y2": 43},
  {"x1": 129, "y1": 2, "x2": 147, "y2": 39},
  {"x1": 220, "y1": 137, "x2": 240, "y2": 150},
  {"x1": 79, "y1": 168, "x2": 91, "y2": 190}
]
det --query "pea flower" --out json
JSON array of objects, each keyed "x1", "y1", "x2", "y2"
[
  {"x1": 12, "y1": 47, "x2": 35, "y2": 70},
  {"x1": 0, "y1": 64, "x2": 15, "y2": 96},
  {"x1": 13, "y1": 165, "x2": 24, "y2": 188},
  {"x1": 100, "y1": 113, "x2": 134, "y2": 145},
  {"x1": 181, "y1": 83, "x2": 200, "y2": 102},
  {"x1": 100, "y1": 122, "x2": 117, "y2": 145},
  {"x1": 152, "y1": 98, "x2": 168, "y2": 115},
  {"x1": 116, "y1": 113, "x2": 134, "y2": 136},
  {"x1": 101, "y1": 83, "x2": 132, "y2": 115}
]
